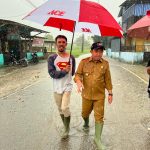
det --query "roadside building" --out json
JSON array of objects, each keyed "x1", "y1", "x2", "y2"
[{"x1": 108, "y1": 0, "x2": 150, "y2": 63}]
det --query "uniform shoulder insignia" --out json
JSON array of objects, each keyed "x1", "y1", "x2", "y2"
[
  {"x1": 82, "y1": 57, "x2": 90, "y2": 62},
  {"x1": 102, "y1": 58, "x2": 108, "y2": 63}
]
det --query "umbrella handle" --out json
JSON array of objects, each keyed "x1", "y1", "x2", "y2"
[
  {"x1": 59, "y1": 23, "x2": 62, "y2": 31},
  {"x1": 69, "y1": 21, "x2": 76, "y2": 64}
]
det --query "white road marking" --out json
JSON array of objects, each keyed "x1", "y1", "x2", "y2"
[{"x1": 120, "y1": 66, "x2": 148, "y2": 84}]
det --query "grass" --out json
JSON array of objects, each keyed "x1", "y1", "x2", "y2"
[{"x1": 66, "y1": 45, "x2": 90, "y2": 58}]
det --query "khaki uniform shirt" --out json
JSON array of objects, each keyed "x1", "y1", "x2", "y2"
[{"x1": 74, "y1": 57, "x2": 112, "y2": 100}]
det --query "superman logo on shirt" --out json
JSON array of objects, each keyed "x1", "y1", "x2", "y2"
[{"x1": 57, "y1": 62, "x2": 68, "y2": 70}]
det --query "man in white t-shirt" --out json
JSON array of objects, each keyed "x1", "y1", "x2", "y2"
[{"x1": 48, "y1": 35, "x2": 76, "y2": 139}]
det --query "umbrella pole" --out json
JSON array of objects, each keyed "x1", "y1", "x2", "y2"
[{"x1": 69, "y1": 21, "x2": 76, "y2": 57}]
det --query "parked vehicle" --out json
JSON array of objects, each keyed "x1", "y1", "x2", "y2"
[
  {"x1": 9, "y1": 51, "x2": 28, "y2": 67},
  {"x1": 31, "y1": 51, "x2": 39, "y2": 64}
]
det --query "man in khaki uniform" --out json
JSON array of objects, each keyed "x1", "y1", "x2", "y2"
[{"x1": 74, "y1": 42, "x2": 113, "y2": 150}]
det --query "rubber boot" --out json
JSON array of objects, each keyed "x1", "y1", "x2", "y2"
[
  {"x1": 94, "y1": 122, "x2": 105, "y2": 150},
  {"x1": 83, "y1": 117, "x2": 89, "y2": 131},
  {"x1": 60, "y1": 114, "x2": 64, "y2": 125},
  {"x1": 61, "y1": 116, "x2": 70, "y2": 139}
]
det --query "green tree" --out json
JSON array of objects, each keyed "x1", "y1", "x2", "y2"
[
  {"x1": 91, "y1": 35, "x2": 102, "y2": 43},
  {"x1": 91, "y1": 35, "x2": 112, "y2": 49},
  {"x1": 75, "y1": 34, "x2": 91, "y2": 52},
  {"x1": 75, "y1": 35, "x2": 90, "y2": 46}
]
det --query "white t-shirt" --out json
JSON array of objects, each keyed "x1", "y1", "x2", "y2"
[{"x1": 53, "y1": 55, "x2": 73, "y2": 94}]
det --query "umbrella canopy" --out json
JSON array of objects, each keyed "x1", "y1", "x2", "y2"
[
  {"x1": 127, "y1": 10, "x2": 150, "y2": 39},
  {"x1": 23, "y1": 0, "x2": 123, "y2": 37},
  {"x1": 75, "y1": 22, "x2": 123, "y2": 37}
]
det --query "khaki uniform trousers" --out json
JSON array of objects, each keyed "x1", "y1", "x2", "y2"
[
  {"x1": 54, "y1": 92, "x2": 71, "y2": 117},
  {"x1": 82, "y1": 98, "x2": 105, "y2": 123}
]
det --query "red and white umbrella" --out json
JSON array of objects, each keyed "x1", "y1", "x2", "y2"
[
  {"x1": 24, "y1": 0, "x2": 122, "y2": 35},
  {"x1": 23, "y1": 0, "x2": 123, "y2": 53}
]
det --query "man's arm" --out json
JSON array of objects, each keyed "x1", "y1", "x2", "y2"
[
  {"x1": 74, "y1": 60, "x2": 84, "y2": 93},
  {"x1": 104, "y1": 62, "x2": 113, "y2": 91},
  {"x1": 47, "y1": 55, "x2": 68, "y2": 79},
  {"x1": 147, "y1": 60, "x2": 150, "y2": 67},
  {"x1": 74, "y1": 60, "x2": 84, "y2": 82},
  {"x1": 147, "y1": 60, "x2": 150, "y2": 75},
  {"x1": 147, "y1": 67, "x2": 150, "y2": 75},
  {"x1": 104, "y1": 62, "x2": 113, "y2": 104}
]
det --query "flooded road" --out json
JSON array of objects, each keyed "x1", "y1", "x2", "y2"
[{"x1": 0, "y1": 55, "x2": 150, "y2": 150}]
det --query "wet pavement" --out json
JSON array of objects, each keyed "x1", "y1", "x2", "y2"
[{"x1": 0, "y1": 55, "x2": 150, "y2": 150}]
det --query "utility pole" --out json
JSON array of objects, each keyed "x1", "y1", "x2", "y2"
[{"x1": 81, "y1": 34, "x2": 84, "y2": 53}]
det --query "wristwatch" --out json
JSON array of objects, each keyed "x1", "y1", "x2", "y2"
[{"x1": 108, "y1": 93, "x2": 113, "y2": 96}]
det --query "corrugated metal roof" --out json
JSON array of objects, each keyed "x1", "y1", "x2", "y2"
[
  {"x1": 118, "y1": 0, "x2": 150, "y2": 17},
  {"x1": 122, "y1": 3, "x2": 150, "y2": 21}
]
